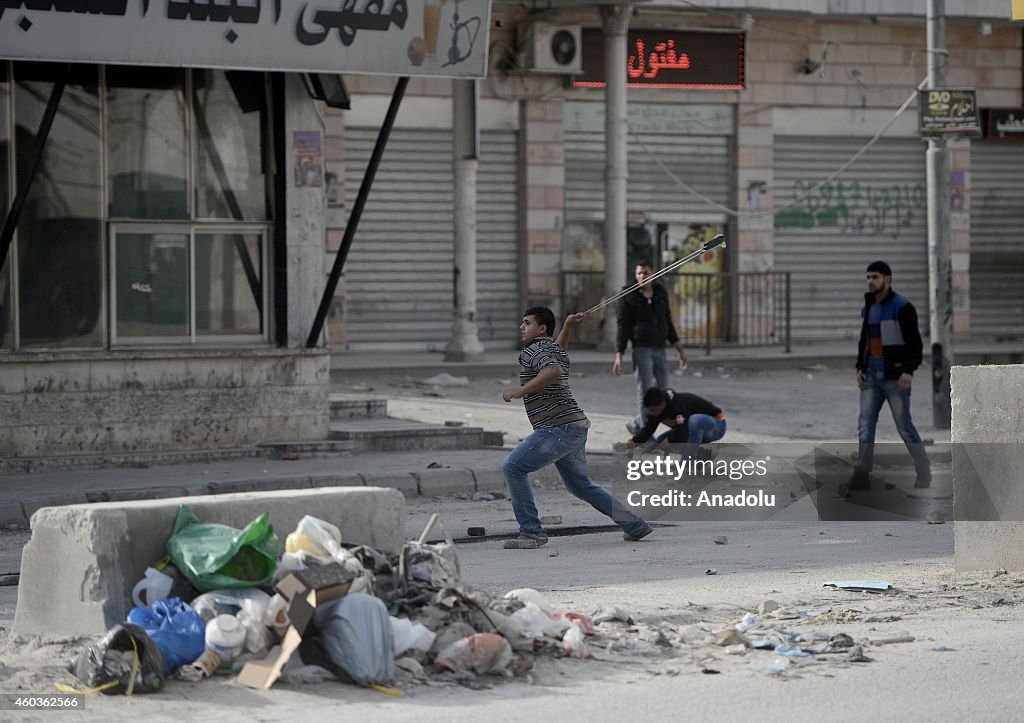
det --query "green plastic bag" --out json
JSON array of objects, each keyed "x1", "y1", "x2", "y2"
[{"x1": 165, "y1": 506, "x2": 279, "y2": 593}]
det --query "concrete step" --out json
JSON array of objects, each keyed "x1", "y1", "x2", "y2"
[
  {"x1": 328, "y1": 418, "x2": 501, "y2": 452},
  {"x1": 257, "y1": 440, "x2": 357, "y2": 459},
  {"x1": 329, "y1": 396, "x2": 388, "y2": 420}
]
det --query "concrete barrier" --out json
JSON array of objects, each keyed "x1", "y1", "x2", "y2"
[
  {"x1": 951, "y1": 365, "x2": 1024, "y2": 572},
  {"x1": 12, "y1": 487, "x2": 405, "y2": 639}
]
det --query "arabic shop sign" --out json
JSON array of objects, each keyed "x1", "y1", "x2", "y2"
[
  {"x1": 984, "y1": 108, "x2": 1024, "y2": 141},
  {"x1": 918, "y1": 88, "x2": 982, "y2": 138},
  {"x1": 0, "y1": 0, "x2": 490, "y2": 78},
  {"x1": 573, "y1": 28, "x2": 745, "y2": 90}
]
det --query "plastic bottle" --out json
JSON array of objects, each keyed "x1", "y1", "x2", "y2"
[
  {"x1": 131, "y1": 567, "x2": 174, "y2": 608},
  {"x1": 205, "y1": 614, "x2": 246, "y2": 662}
]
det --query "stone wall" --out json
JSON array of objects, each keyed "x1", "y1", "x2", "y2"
[{"x1": 0, "y1": 349, "x2": 329, "y2": 458}]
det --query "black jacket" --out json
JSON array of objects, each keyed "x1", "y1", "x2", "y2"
[
  {"x1": 616, "y1": 283, "x2": 681, "y2": 354},
  {"x1": 856, "y1": 289, "x2": 923, "y2": 380},
  {"x1": 633, "y1": 392, "x2": 723, "y2": 444}
]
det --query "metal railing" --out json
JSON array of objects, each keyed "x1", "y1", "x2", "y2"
[{"x1": 560, "y1": 270, "x2": 791, "y2": 353}]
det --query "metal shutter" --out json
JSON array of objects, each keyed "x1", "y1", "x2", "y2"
[
  {"x1": 342, "y1": 128, "x2": 519, "y2": 350},
  {"x1": 774, "y1": 136, "x2": 930, "y2": 341},
  {"x1": 565, "y1": 132, "x2": 731, "y2": 219},
  {"x1": 969, "y1": 142, "x2": 1024, "y2": 340}
]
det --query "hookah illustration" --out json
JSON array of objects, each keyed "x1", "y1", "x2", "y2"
[{"x1": 443, "y1": 0, "x2": 481, "y2": 66}]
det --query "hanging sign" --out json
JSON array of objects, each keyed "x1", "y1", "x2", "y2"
[
  {"x1": 918, "y1": 88, "x2": 982, "y2": 137},
  {"x1": 0, "y1": 0, "x2": 490, "y2": 78},
  {"x1": 574, "y1": 28, "x2": 745, "y2": 90}
]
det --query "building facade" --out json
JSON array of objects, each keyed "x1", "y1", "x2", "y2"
[{"x1": 325, "y1": 0, "x2": 1022, "y2": 350}]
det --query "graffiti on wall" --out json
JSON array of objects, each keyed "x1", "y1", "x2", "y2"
[{"x1": 775, "y1": 180, "x2": 926, "y2": 239}]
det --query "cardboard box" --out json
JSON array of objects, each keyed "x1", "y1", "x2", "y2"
[
  {"x1": 238, "y1": 563, "x2": 355, "y2": 689},
  {"x1": 236, "y1": 627, "x2": 303, "y2": 690}
]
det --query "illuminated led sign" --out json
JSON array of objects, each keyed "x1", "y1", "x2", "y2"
[{"x1": 573, "y1": 28, "x2": 745, "y2": 89}]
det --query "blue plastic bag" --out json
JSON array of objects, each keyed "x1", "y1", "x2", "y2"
[{"x1": 127, "y1": 598, "x2": 205, "y2": 673}]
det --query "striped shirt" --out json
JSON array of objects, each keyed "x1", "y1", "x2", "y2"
[{"x1": 519, "y1": 337, "x2": 588, "y2": 429}]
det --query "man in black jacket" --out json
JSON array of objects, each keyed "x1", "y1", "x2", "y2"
[
  {"x1": 613, "y1": 261, "x2": 688, "y2": 435},
  {"x1": 626, "y1": 387, "x2": 726, "y2": 448},
  {"x1": 846, "y1": 261, "x2": 931, "y2": 494}
]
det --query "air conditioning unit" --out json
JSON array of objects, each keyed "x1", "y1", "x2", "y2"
[{"x1": 518, "y1": 23, "x2": 582, "y2": 74}]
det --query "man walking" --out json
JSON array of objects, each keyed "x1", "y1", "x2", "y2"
[
  {"x1": 846, "y1": 261, "x2": 931, "y2": 495},
  {"x1": 502, "y1": 307, "x2": 653, "y2": 548},
  {"x1": 613, "y1": 261, "x2": 688, "y2": 435}
]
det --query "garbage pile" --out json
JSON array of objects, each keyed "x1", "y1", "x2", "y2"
[{"x1": 61, "y1": 506, "x2": 884, "y2": 697}]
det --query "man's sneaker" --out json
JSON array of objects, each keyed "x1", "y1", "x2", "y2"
[
  {"x1": 625, "y1": 420, "x2": 639, "y2": 436},
  {"x1": 623, "y1": 525, "x2": 654, "y2": 542},
  {"x1": 503, "y1": 533, "x2": 548, "y2": 549},
  {"x1": 914, "y1": 471, "x2": 932, "y2": 489}
]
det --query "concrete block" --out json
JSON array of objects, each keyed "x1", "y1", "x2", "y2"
[
  {"x1": 473, "y1": 467, "x2": 507, "y2": 495},
  {"x1": 415, "y1": 469, "x2": 476, "y2": 497},
  {"x1": 951, "y1": 365, "x2": 1024, "y2": 572},
  {"x1": 12, "y1": 486, "x2": 405, "y2": 639}
]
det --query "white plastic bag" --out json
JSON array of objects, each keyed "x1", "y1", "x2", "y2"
[
  {"x1": 285, "y1": 516, "x2": 343, "y2": 558},
  {"x1": 504, "y1": 588, "x2": 554, "y2": 614},
  {"x1": 390, "y1": 617, "x2": 437, "y2": 656},
  {"x1": 510, "y1": 602, "x2": 571, "y2": 639},
  {"x1": 190, "y1": 589, "x2": 273, "y2": 654}
]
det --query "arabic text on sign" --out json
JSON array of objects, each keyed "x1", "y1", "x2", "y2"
[
  {"x1": 296, "y1": 0, "x2": 408, "y2": 47},
  {"x1": 167, "y1": 0, "x2": 262, "y2": 24},
  {"x1": 0, "y1": 0, "x2": 129, "y2": 19},
  {"x1": 627, "y1": 38, "x2": 691, "y2": 80}
]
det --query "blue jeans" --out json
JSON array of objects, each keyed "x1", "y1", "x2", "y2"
[
  {"x1": 656, "y1": 415, "x2": 726, "y2": 445},
  {"x1": 502, "y1": 424, "x2": 648, "y2": 538},
  {"x1": 857, "y1": 368, "x2": 930, "y2": 475},
  {"x1": 631, "y1": 346, "x2": 669, "y2": 428}
]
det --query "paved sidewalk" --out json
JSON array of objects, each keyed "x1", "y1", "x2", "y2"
[
  {"x1": 0, "y1": 447, "x2": 518, "y2": 528},
  {"x1": 3, "y1": 338, "x2": 1016, "y2": 529}
]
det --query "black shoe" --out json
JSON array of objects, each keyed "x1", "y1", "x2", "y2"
[
  {"x1": 914, "y1": 472, "x2": 932, "y2": 489},
  {"x1": 623, "y1": 525, "x2": 654, "y2": 542},
  {"x1": 503, "y1": 533, "x2": 548, "y2": 549}
]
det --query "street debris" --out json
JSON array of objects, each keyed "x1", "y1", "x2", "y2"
[
  {"x1": 540, "y1": 515, "x2": 562, "y2": 526},
  {"x1": 706, "y1": 568, "x2": 718, "y2": 575},
  {"x1": 53, "y1": 507, "x2": 932, "y2": 698},
  {"x1": 466, "y1": 527, "x2": 486, "y2": 537},
  {"x1": 713, "y1": 536, "x2": 728, "y2": 545}
]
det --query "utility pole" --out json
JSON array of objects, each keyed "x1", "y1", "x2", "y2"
[
  {"x1": 598, "y1": 5, "x2": 631, "y2": 352},
  {"x1": 926, "y1": 0, "x2": 953, "y2": 428},
  {"x1": 445, "y1": 78, "x2": 484, "y2": 361}
]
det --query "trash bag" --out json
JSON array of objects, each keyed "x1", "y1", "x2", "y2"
[
  {"x1": 313, "y1": 593, "x2": 394, "y2": 686},
  {"x1": 67, "y1": 623, "x2": 167, "y2": 695},
  {"x1": 127, "y1": 597, "x2": 206, "y2": 673},
  {"x1": 434, "y1": 633, "x2": 514, "y2": 675},
  {"x1": 165, "y1": 505, "x2": 279, "y2": 592}
]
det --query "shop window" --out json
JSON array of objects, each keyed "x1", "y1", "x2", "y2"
[
  {"x1": 1, "y1": 63, "x2": 271, "y2": 351},
  {"x1": 13, "y1": 63, "x2": 103, "y2": 349},
  {"x1": 112, "y1": 226, "x2": 265, "y2": 343},
  {"x1": 194, "y1": 70, "x2": 269, "y2": 221},
  {"x1": 195, "y1": 232, "x2": 263, "y2": 336},
  {"x1": 107, "y1": 67, "x2": 188, "y2": 219}
]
